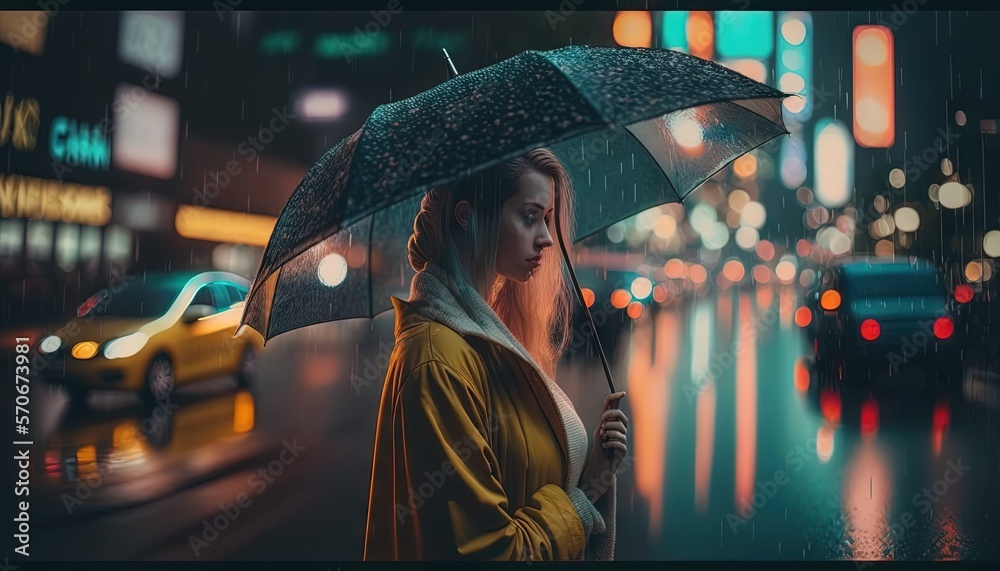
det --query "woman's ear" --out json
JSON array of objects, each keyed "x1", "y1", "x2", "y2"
[{"x1": 454, "y1": 200, "x2": 471, "y2": 230}]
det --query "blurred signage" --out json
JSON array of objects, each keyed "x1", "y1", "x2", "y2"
[
  {"x1": 411, "y1": 29, "x2": 466, "y2": 51},
  {"x1": 50, "y1": 116, "x2": 111, "y2": 171},
  {"x1": 0, "y1": 174, "x2": 112, "y2": 226},
  {"x1": 112, "y1": 84, "x2": 180, "y2": 180},
  {"x1": 314, "y1": 31, "x2": 390, "y2": 59},
  {"x1": 715, "y1": 12, "x2": 774, "y2": 59},
  {"x1": 117, "y1": 11, "x2": 185, "y2": 78},
  {"x1": 174, "y1": 204, "x2": 276, "y2": 246},
  {"x1": 259, "y1": 30, "x2": 301, "y2": 56},
  {"x1": 0, "y1": 11, "x2": 48, "y2": 56},
  {"x1": 0, "y1": 92, "x2": 41, "y2": 152}
]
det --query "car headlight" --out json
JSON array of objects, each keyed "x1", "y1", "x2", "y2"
[
  {"x1": 103, "y1": 332, "x2": 150, "y2": 360},
  {"x1": 40, "y1": 335, "x2": 62, "y2": 354},
  {"x1": 71, "y1": 341, "x2": 100, "y2": 360}
]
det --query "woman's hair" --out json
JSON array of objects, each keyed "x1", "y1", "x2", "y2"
[{"x1": 407, "y1": 148, "x2": 577, "y2": 379}]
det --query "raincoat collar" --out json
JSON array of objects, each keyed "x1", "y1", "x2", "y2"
[{"x1": 390, "y1": 261, "x2": 571, "y2": 476}]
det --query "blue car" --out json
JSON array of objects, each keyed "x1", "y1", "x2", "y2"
[{"x1": 801, "y1": 257, "x2": 963, "y2": 393}]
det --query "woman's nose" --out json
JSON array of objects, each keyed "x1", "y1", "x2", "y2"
[{"x1": 538, "y1": 225, "x2": 554, "y2": 248}]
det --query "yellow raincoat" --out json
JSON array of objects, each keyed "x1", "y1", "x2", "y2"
[{"x1": 364, "y1": 262, "x2": 616, "y2": 560}]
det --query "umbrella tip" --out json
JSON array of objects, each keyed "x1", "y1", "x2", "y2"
[{"x1": 442, "y1": 48, "x2": 459, "y2": 79}]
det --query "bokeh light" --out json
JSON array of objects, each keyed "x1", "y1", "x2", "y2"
[
  {"x1": 983, "y1": 230, "x2": 1000, "y2": 257},
  {"x1": 318, "y1": 253, "x2": 348, "y2": 287},
  {"x1": 631, "y1": 276, "x2": 654, "y2": 299},
  {"x1": 722, "y1": 259, "x2": 746, "y2": 282}
]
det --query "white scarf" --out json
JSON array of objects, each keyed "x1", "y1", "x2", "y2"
[{"x1": 405, "y1": 261, "x2": 617, "y2": 561}]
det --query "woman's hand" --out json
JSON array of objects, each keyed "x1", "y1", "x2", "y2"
[{"x1": 578, "y1": 391, "x2": 628, "y2": 503}]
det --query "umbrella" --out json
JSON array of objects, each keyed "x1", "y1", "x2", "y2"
[{"x1": 237, "y1": 45, "x2": 790, "y2": 393}]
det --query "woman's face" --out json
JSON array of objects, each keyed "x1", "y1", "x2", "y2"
[{"x1": 495, "y1": 170, "x2": 556, "y2": 283}]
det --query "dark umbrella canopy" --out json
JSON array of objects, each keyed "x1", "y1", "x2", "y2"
[{"x1": 239, "y1": 45, "x2": 788, "y2": 344}]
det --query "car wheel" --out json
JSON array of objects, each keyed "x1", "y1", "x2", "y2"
[
  {"x1": 236, "y1": 345, "x2": 259, "y2": 388},
  {"x1": 143, "y1": 354, "x2": 175, "y2": 403}
]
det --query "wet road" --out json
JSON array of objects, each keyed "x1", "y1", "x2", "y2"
[{"x1": 28, "y1": 284, "x2": 1000, "y2": 560}]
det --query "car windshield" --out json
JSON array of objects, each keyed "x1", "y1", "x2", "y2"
[
  {"x1": 844, "y1": 273, "x2": 945, "y2": 298},
  {"x1": 80, "y1": 283, "x2": 181, "y2": 318}
]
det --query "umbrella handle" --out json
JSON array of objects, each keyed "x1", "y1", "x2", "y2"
[{"x1": 554, "y1": 192, "x2": 617, "y2": 395}]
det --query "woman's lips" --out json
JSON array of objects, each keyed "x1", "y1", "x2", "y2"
[{"x1": 527, "y1": 256, "x2": 541, "y2": 267}]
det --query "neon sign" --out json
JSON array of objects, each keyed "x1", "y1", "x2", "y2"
[{"x1": 50, "y1": 117, "x2": 111, "y2": 171}]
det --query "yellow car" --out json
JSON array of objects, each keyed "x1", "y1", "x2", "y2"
[{"x1": 37, "y1": 271, "x2": 263, "y2": 405}]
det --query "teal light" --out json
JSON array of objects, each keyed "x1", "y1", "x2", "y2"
[
  {"x1": 412, "y1": 29, "x2": 466, "y2": 51},
  {"x1": 660, "y1": 11, "x2": 688, "y2": 52},
  {"x1": 259, "y1": 30, "x2": 300, "y2": 56},
  {"x1": 314, "y1": 32, "x2": 390, "y2": 59},
  {"x1": 716, "y1": 11, "x2": 774, "y2": 59},
  {"x1": 776, "y1": 11, "x2": 813, "y2": 122},
  {"x1": 49, "y1": 117, "x2": 110, "y2": 171}
]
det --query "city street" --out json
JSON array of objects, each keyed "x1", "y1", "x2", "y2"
[{"x1": 28, "y1": 283, "x2": 1000, "y2": 561}]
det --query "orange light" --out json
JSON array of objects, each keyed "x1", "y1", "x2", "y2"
[
  {"x1": 755, "y1": 239, "x2": 775, "y2": 261},
  {"x1": 176, "y1": 204, "x2": 277, "y2": 247},
  {"x1": 752, "y1": 265, "x2": 771, "y2": 284},
  {"x1": 933, "y1": 316, "x2": 954, "y2": 339},
  {"x1": 627, "y1": 301, "x2": 644, "y2": 319},
  {"x1": 611, "y1": 289, "x2": 633, "y2": 309},
  {"x1": 686, "y1": 11, "x2": 713, "y2": 60},
  {"x1": 860, "y1": 318, "x2": 881, "y2": 341},
  {"x1": 652, "y1": 284, "x2": 668, "y2": 304},
  {"x1": 613, "y1": 11, "x2": 652, "y2": 48},
  {"x1": 794, "y1": 306, "x2": 812, "y2": 328},
  {"x1": 581, "y1": 287, "x2": 596, "y2": 308},
  {"x1": 820, "y1": 388, "x2": 841, "y2": 425},
  {"x1": 664, "y1": 258, "x2": 687, "y2": 279},
  {"x1": 852, "y1": 25, "x2": 895, "y2": 148},
  {"x1": 794, "y1": 357, "x2": 810, "y2": 392},
  {"x1": 233, "y1": 389, "x2": 255, "y2": 433},
  {"x1": 820, "y1": 290, "x2": 841, "y2": 311},
  {"x1": 688, "y1": 264, "x2": 708, "y2": 284},
  {"x1": 71, "y1": 341, "x2": 99, "y2": 360},
  {"x1": 955, "y1": 284, "x2": 974, "y2": 304},
  {"x1": 733, "y1": 154, "x2": 758, "y2": 178},
  {"x1": 722, "y1": 259, "x2": 746, "y2": 282}
]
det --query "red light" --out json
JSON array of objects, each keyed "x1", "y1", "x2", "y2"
[
  {"x1": 955, "y1": 284, "x2": 974, "y2": 304},
  {"x1": 820, "y1": 388, "x2": 841, "y2": 425},
  {"x1": 794, "y1": 306, "x2": 812, "y2": 328},
  {"x1": 860, "y1": 318, "x2": 880, "y2": 341},
  {"x1": 933, "y1": 400, "x2": 951, "y2": 429},
  {"x1": 933, "y1": 316, "x2": 954, "y2": 339},
  {"x1": 861, "y1": 398, "x2": 879, "y2": 434}
]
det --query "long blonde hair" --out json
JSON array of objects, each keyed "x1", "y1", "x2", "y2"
[{"x1": 407, "y1": 148, "x2": 577, "y2": 379}]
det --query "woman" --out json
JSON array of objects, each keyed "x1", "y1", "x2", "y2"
[{"x1": 364, "y1": 148, "x2": 629, "y2": 561}]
